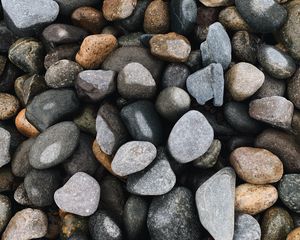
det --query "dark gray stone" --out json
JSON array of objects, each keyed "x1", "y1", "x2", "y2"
[
  {"x1": 118, "y1": 32, "x2": 143, "y2": 47},
  {"x1": 0, "y1": 167, "x2": 14, "y2": 193},
  {"x1": 288, "y1": 68, "x2": 300, "y2": 110},
  {"x1": 0, "y1": 24, "x2": 15, "y2": 53},
  {"x1": 0, "y1": 61, "x2": 21, "y2": 93},
  {"x1": 233, "y1": 213, "x2": 261, "y2": 240},
  {"x1": 254, "y1": 74, "x2": 286, "y2": 99},
  {"x1": 185, "y1": 50, "x2": 202, "y2": 72},
  {"x1": 0, "y1": 127, "x2": 10, "y2": 168},
  {"x1": 203, "y1": 112, "x2": 237, "y2": 136},
  {"x1": 279, "y1": 174, "x2": 300, "y2": 213},
  {"x1": 55, "y1": 0, "x2": 99, "y2": 15},
  {"x1": 0, "y1": 194, "x2": 11, "y2": 232},
  {"x1": 226, "y1": 136, "x2": 254, "y2": 153},
  {"x1": 193, "y1": 139, "x2": 221, "y2": 168},
  {"x1": 161, "y1": 63, "x2": 190, "y2": 89}
]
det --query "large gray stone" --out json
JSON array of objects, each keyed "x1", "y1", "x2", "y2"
[
  {"x1": 0, "y1": 127, "x2": 10, "y2": 168},
  {"x1": 233, "y1": 213, "x2": 261, "y2": 240}
]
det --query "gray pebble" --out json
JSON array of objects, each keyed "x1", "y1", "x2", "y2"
[
  {"x1": 0, "y1": 194, "x2": 11, "y2": 232},
  {"x1": 288, "y1": 68, "x2": 300, "y2": 109},
  {"x1": 233, "y1": 213, "x2": 261, "y2": 240},
  {"x1": 279, "y1": 174, "x2": 300, "y2": 213},
  {"x1": 161, "y1": 63, "x2": 190, "y2": 89},
  {"x1": 118, "y1": 32, "x2": 143, "y2": 47},
  {"x1": 0, "y1": 128, "x2": 10, "y2": 168},
  {"x1": 185, "y1": 50, "x2": 202, "y2": 72},
  {"x1": 14, "y1": 183, "x2": 32, "y2": 206},
  {"x1": 254, "y1": 74, "x2": 286, "y2": 99},
  {"x1": 0, "y1": 24, "x2": 16, "y2": 53},
  {"x1": 193, "y1": 139, "x2": 221, "y2": 168}
]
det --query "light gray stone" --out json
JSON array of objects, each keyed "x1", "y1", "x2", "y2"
[
  {"x1": 234, "y1": 213, "x2": 261, "y2": 240},
  {"x1": 0, "y1": 127, "x2": 10, "y2": 168},
  {"x1": 0, "y1": 194, "x2": 11, "y2": 232}
]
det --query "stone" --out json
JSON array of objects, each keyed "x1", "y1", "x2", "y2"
[
  {"x1": 96, "y1": 102, "x2": 128, "y2": 155},
  {"x1": 150, "y1": 32, "x2": 191, "y2": 62},
  {"x1": 0, "y1": 61, "x2": 21, "y2": 93},
  {"x1": 29, "y1": 121, "x2": 80, "y2": 169},
  {"x1": 111, "y1": 141, "x2": 157, "y2": 176},
  {"x1": 121, "y1": 100, "x2": 163, "y2": 146},
  {"x1": 167, "y1": 110, "x2": 214, "y2": 163},
  {"x1": 102, "y1": 0, "x2": 137, "y2": 21},
  {"x1": 200, "y1": 0, "x2": 233, "y2": 7},
  {"x1": 186, "y1": 50, "x2": 202, "y2": 71},
  {"x1": 118, "y1": 32, "x2": 143, "y2": 47},
  {"x1": 254, "y1": 74, "x2": 286, "y2": 99},
  {"x1": 60, "y1": 213, "x2": 89, "y2": 239},
  {"x1": 287, "y1": 227, "x2": 300, "y2": 240},
  {"x1": 230, "y1": 147, "x2": 283, "y2": 184},
  {"x1": 2, "y1": 208, "x2": 48, "y2": 240},
  {"x1": 54, "y1": 0, "x2": 99, "y2": 16},
  {"x1": 233, "y1": 213, "x2": 261, "y2": 240},
  {"x1": 261, "y1": 207, "x2": 294, "y2": 240},
  {"x1": 0, "y1": 93, "x2": 19, "y2": 120},
  {"x1": 161, "y1": 63, "x2": 190, "y2": 89},
  {"x1": 288, "y1": 68, "x2": 300, "y2": 110},
  {"x1": 219, "y1": 7, "x2": 251, "y2": 32},
  {"x1": 186, "y1": 63, "x2": 224, "y2": 106},
  {"x1": 200, "y1": 22, "x2": 231, "y2": 69},
  {"x1": 235, "y1": 0, "x2": 287, "y2": 33},
  {"x1": 54, "y1": 172, "x2": 100, "y2": 217},
  {"x1": 74, "y1": 104, "x2": 97, "y2": 135},
  {"x1": 226, "y1": 62, "x2": 265, "y2": 101},
  {"x1": 235, "y1": 183, "x2": 278, "y2": 215},
  {"x1": 143, "y1": 0, "x2": 169, "y2": 34},
  {"x1": 117, "y1": 62, "x2": 156, "y2": 99},
  {"x1": 14, "y1": 183, "x2": 32, "y2": 206},
  {"x1": 148, "y1": 187, "x2": 202, "y2": 240},
  {"x1": 0, "y1": 122, "x2": 25, "y2": 153},
  {"x1": 24, "y1": 169, "x2": 61, "y2": 207},
  {"x1": 15, "y1": 109, "x2": 40, "y2": 138},
  {"x1": 0, "y1": 167, "x2": 14, "y2": 193},
  {"x1": 226, "y1": 136, "x2": 254, "y2": 153},
  {"x1": 279, "y1": 174, "x2": 300, "y2": 213},
  {"x1": 76, "y1": 34, "x2": 117, "y2": 69},
  {"x1": 195, "y1": 167, "x2": 235, "y2": 240},
  {"x1": 249, "y1": 96, "x2": 294, "y2": 129},
  {"x1": 0, "y1": 195, "x2": 11, "y2": 232},
  {"x1": 126, "y1": 148, "x2": 176, "y2": 195},
  {"x1": 257, "y1": 45, "x2": 296, "y2": 79},
  {"x1": 193, "y1": 139, "x2": 221, "y2": 168},
  {"x1": 169, "y1": 0, "x2": 197, "y2": 35},
  {"x1": 155, "y1": 87, "x2": 191, "y2": 121},
  {"x1": 0, "y1": 128, "x2": 10, "y2": 168},
  {"x1": 2, "y1": 0, "x2": 59, "y2": 36},
  {"x1": 26, "y1": 89, "x2": 80, "y2": 131},
  {"x1": 0, "y1": 24, "x2": 15, "y2": 53}
]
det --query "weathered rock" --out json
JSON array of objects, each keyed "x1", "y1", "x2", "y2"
[
  {"x1": 287, "y1": 227, "x2": 300, "y2": 240},
  {"x1": 74, "y1": 104, "x2": 97, "y2": 135},
  {"x1": 254, "y1": 74, "x2": 286, "y2": 99},
  {"x1": 15, "y1": 109, "x2": 40, "y2": 138},
  {"x1": 161, "y1": 63, "x2": 190, "y2": 89},
  {"x1": 14, "y1": 183, "x2": 32, "y2": 206}
]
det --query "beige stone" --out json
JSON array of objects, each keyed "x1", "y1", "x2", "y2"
[
  {"x1": 15, "y1": 109, "x2": 40, "y2": 138},
  {"x1": 102, "y1": 0, "x2": 137, "y2": 21}
]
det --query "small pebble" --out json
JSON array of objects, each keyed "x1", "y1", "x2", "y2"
[
  {"x1": 0, "y1": 195, "x2": 11, "y2": 232},
  {"x1": 288, "y1": 68, "x2": 300, "y2": 109},
  {"x1": 0, "y1": 127, "x2": 10, "y2": 168},
  {"x1": 161, "y1": 63, "x2": 190, "y2": 89},
  {"x1": 0, "y1": 93, "x2": 19, "y2": 120},
  {"x1": 279, "y1": 174, "x2": 300, "y2": 213},
  {"x1": 14, "y1": 183, "x2": 32, "y2": 206},
  {"x1": 102, "y1": 0, "x2": 137, "y2": 21},
  {"x1": 74, "y1": 104, "x2": 97, "y2": 135},
  {"x1": 193, "y1": 139, "x2": 221, "y2": 168},
  {"x1": 233, "y1": 213, "x2": 261, "y2": 240},
  {"x1": 15, "y1": 109, "x2": 39, "y2": 138},
  {"x1": 60, "y1": 213, "x2": 89, "y2": 239},
  {"x1": 219, "y1": 7, "x2": 251, "y2": 32}
]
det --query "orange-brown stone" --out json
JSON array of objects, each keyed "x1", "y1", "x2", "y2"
[
  {"x1": 15, "y1": 109, "x2": 39, "y2": 138},
  {"x1": 102, "y1": 0, "x2": 137, "y2": 21}
]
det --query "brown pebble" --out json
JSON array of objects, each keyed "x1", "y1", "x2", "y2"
[
  {"x1": 219, "y1": 6, "x2": 251, "y2": 31},
  {"x1": 200, "y1": 0, "x2": 234, "y2": 7},
  {"x1": 15, "y1": 109, "x2": 40, "y2": 138},
  {"x1": 287, "y1": 227, "x2": 300, "y2": 240},
  {"x1": 0, "y1": 93, "x2": 20, "y2": 120},
  {"x1": 235, "y1": 183, "x2": 278, "y2": 215},
  {"x1": 102, "y1": 0, "x2": 137, "y2": 21},
  {"x1": 75, "y1": 34, "x2": 117, "y2": 69}
]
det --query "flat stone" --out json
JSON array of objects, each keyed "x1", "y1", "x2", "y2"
[
  {"x1": 148, "y1": 187, "x2": 202, "y2": 240},
  {"x1": 219, "y1": 7, "x2": 251, "y2": 32},
  {"x1": 102, "y1": 0, "x2": 137, "y2": 21},
  {"x1": 0, "y1": 93, "x2": 19, "y2": 120},
  {"x1": 0, "y1": 195, "x2": 11, "y2": 232},
  {"x1": 29, "y1": 121, "x2": 80, "y2": 169},
  {"x1": 193, "y1": 139, "x2": 221, "y2": 168},
  {"x1": 111, "y1": 141, "x2": 157, "y2": 176},
  {"x1": 279, "y1": 174, "x2": 300, "y2": 213},
  {"x1": 200, "y1": 22, "x2": 231, "y2": 69},
  {"x1": 186, "y1": 63, "x2": 224, "y2": 106},
  {"x1": 288, "y1": 68, "x2": 300, "y2": 110},
  {"x1": 234, "y1": 213, "x2": 261, "y2": 240},
  {"x1": 200, "y1": 0, "x2": 233, "y2": 7},
  {"x1": 54, "y1": 172, "x2": 100, "y2": 217},
  {"x1": 195, "y1": 167, "x2": 235, "y2": 240},
  {"x1": 254, "y1": 74, "x2": 286, "y2": 98},
  {"x1": 161, "y1": 63, "x2": 190, "y2": 89},
  {"x1": 0, "y1": 128, "x2": 10, "y2": 168},
  {"x1": 167, "y1": 110, "x2": 214, "y2": 163},
  {"x1": 54, "y1": 0, "x2": 99, "y2": 16}
]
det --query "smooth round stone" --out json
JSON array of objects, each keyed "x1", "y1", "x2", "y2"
[
  {"x1": 226, "y1": 62, "x2": 265, "y2": 101},
  {"x1": 193, "y1": 139, "x2": 221, "y2": 168},
  {"x1": 170, "y1": 0, "x2": 197, "y2": 35},
  {"x1": 249, "y1": 96, "x2": 294, "y2": 129},
  {"x1": 26, "y1": 89, "x2": 80, "y2": 131},
  {"x1": 234, "y1": 213, "x2": 261, "y2": 240},
  {"x1": 102, "y1": 0, "x2": 137, "y2": 21},
  {"x1": 2, "y1": 208, "x2": 48, "y2": 240},
  {"x1": 15, "y1": 109, "x2": 40, "y2": 138},
  {"x1": 111, "y1": 141, "x2": 157, "y2": 177},
  {"x1": 235, "y1": 0, "x2": 287, "y2": 33},
  {"x1": 155, "y1": 87, "x2": 190, "y2": 121},
  {"x1": 24, "y1": 169, "x2": 61, "y2": 207},
  {"x1": 279, "y1": 174, "x2": 300, "y2": 213},
  {"x1": 1, "y1": 0, "x2": 59, "y2": 36},
  {"x1": 287, "y1": 227, "x2": 300, "y2": 240},
  {"x1": 149, "y1": 32, "x2": 191, "y2": 62},
  {"x1": 76, "y1": 34, "x2": 117, "y2": 69},
  {"x1": 123, "y1": 196, "x2": 148, "y2": 240},
  {"x1": 0, "y1": 24, "x2": 15, "y2": 53},
  {"x1": 54, "y1": 172, "x2": 100, "y2": 217},
  {"x1": 0, "y1": 167, "x2": 14, "y2": 192},
  {"x1": 230, "y1": 147, "x2": 283, "y2": 184},
  {"x1": 200, "y1": 0, "x2": 233, "y2": 7},
  {"x1": 235, "y1": 183, "x2": 278, "y2": 215},
  {"x1": 224, "y1": 102, "x2": 262, "y2": 134},
  {"x1": 288, "y1": 68, "x2": 300, "y2": 109},
  {"x1": 117, "y1": 62, "x2": 156, "y2": 99},
  {"x1": 257, "y1": 45, "x2": 296, "y2": 79},
  {"x1": 219, "y1": 7, "x2": 251, "y2": 32},
  {"x1": 167, "y1": 110, "x2": 214, "y2": 163},
  {"x1": 161, "y1": 63, "x2": 190, "y2": 89},
  {"x1": 261, "y1": 207, "x2": 294, "y2": 240},
  {"x1": 29, "y1": 121, "x2": 80, "y2": 169},
  {"x1": 54, "y1": 0, "x2": 99, "y2": 16},
  {"x1": 0, "y1": 128, "x2": 10, "y2": 168},
  {"x1": 200, "y1": 22, "x2": 231, "y2": 70},
  {"x1": 14, "y1": 183, "x2": 32, "y2": 206},
  {"x1": 74, "y1": 104, "x2": 97, "y2": 135},
  {"x1": 148, "y1": 187, "x2": 202, "y2": 240},
  {"x1": 254, "y1": 74, "x2": 286, "y2": 99},
  {"x1": 143, "y1": 0, "x2": 169, "y2": 34},
  {"x1": 0, "y1": 195, "x2": 11, "y2": 232},
  {"x1": 0, "y1": 93, "x2": 19, "y2": 120}
]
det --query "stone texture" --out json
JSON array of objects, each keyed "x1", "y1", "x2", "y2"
[
  {"x1": 60, "y1": 213, "x2": 89, "y2": 240},
  {"x1": 0, "y1": 24, "x2": 15, "y2": 53},
  {"x1": 200, "y1": 0, "x2": 233, "y2": 7},
  {"x1": 288, "y1": 68, "x2": 300, "y2": 110},
  {"x1": 193, "y1": 139, "x2": 221, "y2": 168},
  {"x1": 279, "y1": 174, "x2": 300, "y2": 213},
  {"x1": 287, "y1": 227, "x2": 300, "y2": 240},
  {"x1": 14, "y1": 183, "x2": 32, "y2": 206},
  {"x1": 15, "y1": 109, "x2": 40, "y2": 138},
  {"x1": 0, "y1": 127, "x2": 10, "y2": 168},
  {"x1": 0, "y1": 167, "x2": 14, "y2": 193},
  {"x1": 0, "y1": 195, "x2": 11, "y2": 232},
  {"x1": 219, "y1": 7, "x2": 251, "y2": 32},
  {"x1": 0, "y1": 93, "x2": 19, "y2": 120},
  {"x1": 233, "y1": 213, "x2": 261, "y2": 240},
  {"x1": 254, "y1": 74, "x2": 286, "y2": 99},
  {"x1": 102, "y1": 0, "x2": 137, "y2": 21},
  {"x1": 54, "y1": 0, "x2": 99, "y2": 16},
  {"x1": 161, "y1": 63, "x2": 190, "y2": 89},
  {"x1": 74, "y1": 104, "x2": 97, "y2": 135}
]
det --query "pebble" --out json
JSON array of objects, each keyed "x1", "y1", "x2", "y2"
[
  {"x1": 74, "y1": 104, "x2": 97, "y2": 135},
  {"x1": 111, "y1": 141, "x2": 157, "y2": 176},
  {"x1": 24, "y1": 169, "x2": 61, "y2": 207},
  {"x1": 257, "y1": 44, "x2": 296, "y2": 79},
  {"x1": 149, "y1": 32, "x2": 191, "y2": 62},
  {"x1": 287, "y1": 227, "x2": 300, "y2": 240},
  {"x1": 75, "y1": 34, "x2": 117, "y2": 69},
  {"x1": 1, "y1": 0, "x2": 59, "y2": 36},
  {"x1": 96, "y1": 102, "x2": 128, "y2": 155},
  {"x1": 193, "y1": 139, "x2": 221, "y2": 168},
  {"x1": 148, "y1": 187, "x2": 202, "y2": 240},
  {"x1": 0, "y1": 128, "x2": 10, "y2": 168},
  {"x1": 200, "y1": 22, "x2": 231, "y2": 69},
  {"x1": 225, "y1": 62, "x2": 265, "y2": 101},
  {"x1": 0, "y1": 167, "x2": 14, "y2": 192},
  {"x1": 186, "y1": 50, "x2": 202, "y2": 71},
  {"x1": 126, "y1": 148, "x2": 176, "y2": 195},
  {"x1": 186, "y1": 63, "x2": 224, "y2": 106},
  {"x1": 143, "y1": 0, "x2": 169, "y2": 34},
  {"x1": 0, "y1": 122, "x2": 25, "y2": 154},
  {"x1": 45, "y1": 59, "x2": 83, "y2": 88},
  {"x1": 219, "y1": 7, "x2": 251, "y2": 32},
  {"x1": 249, "y1": 96, "x2": 294, "y2": 129},
  {"x1": 288, "y1": 68, "x2": 300, "y2": 110},
  {"x1": 54, "y1": 0, "x2": 99, "y2": 16},
  {"x1": 254, "y1": 74, "x2": 286, "y2": 99},
  {"x1": 2, "y1": 208, "x2": 48, "y2": 240},
  {"x1": 0, "y1": 93, "x2": 19, "y2": 120},
  {"x1": 161, "y1": 63, "x2": 190, "y2": 89},
  {"x1": 121, "y1": 100, "x2": 163, "y2": 145},
  {"x1": 235, "y1": 0, "x2": 287, "y2": 33},
  {"x1": 117, "y1": 62, "x2": 157, "y2": 99},
  {"x1": 235, "y1": 183, "x2": 278, "y2": 215},
  {"x1": 54, "y1": 172, "x2": 100, "y2": 217},
  {"x1": 167, "y1": 110, "x2": 214, "y2": 163},
  {"x1": 15, "y1": 109, "x2": 39, "y2": 138},
  {"x1": 60, "y1": 213, "x2": 89, "y2": 239},
  {"x1": 195, "y1": 167, "x2": 236, "y2": 240},
  {"x1": 230, "y1": 147, "x2": 283, "y2": 184},
  {"x1": 14, "y1": 183, "x2": 31, "y2": 206},
  {"x1": 0, "y1": 195, "x2": 11, "y2": 232},
  {"x1": 29, "y1": 121, "x2": 80, "y2": 169},
  {"x1": 0, "y1": 24, "x2": 15, "y2": 53},
  {"x1": 200, "y1": 0, "x2": 233, "y2": 7},
  {"x1": 102, "y1": 0, "x2": 137, "y2": 21},
  {"x1": 261, "y1": 207, "x2": 294, "y2": 240},
  {"x1": 279, "y1": 174, "x2": 300, "y2": 213},
  {"x1": 26, "y1": 89, "x2": 80, "y2": 131},
  {"x1": 119, "y1": 32, "x2": 143, "y2": 47},
  {"x1": 233, "y1": 213, "x2": 261, "y2": 240}
]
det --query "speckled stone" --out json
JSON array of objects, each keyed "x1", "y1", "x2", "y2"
[
  {"x1": 74, "y1": 104, "x2": 97, "y2": 135},
  {"x1": 14, "y1": 183, "x2": 32, "y2": 206},
  {"x1": 279, "y1": 174, "x2": 300, "y2": 213},
  {"x1": 288, "y1": 68, "x2": 300, "y2": 110},
  {"x1": 200, "y1": 0, "x2": 233, "y2": 7},
  {"x1": 0, "y1": 93, "x2": 19, "y2": 120},
  {"x1": 233, "y1": 213, "x2": 261, "y2": 240},
  {"x1": 0, "y1": 194, "x2": 11, "y2": 232},
  {"x1": 254, "y1": 74, "x2": 286, "y2": 99},
  {"x1": 287, "y1": 227, "x2": 300, "y2": 240},
  {"x1": 118, "y1": 32, "x2": 143, "y2": 47},
  {"x1": 161, "y1": 63, "x2": 190, "y2": 89},
  {"x1": 0, "y1": 128, "x2": 10, "y2": 168},
  {"x1": 193, "y1": 139, "x2": 221, "y2": 168},
  {"x1": 59, "y1": 213, "x2": 88, "y2": 240},
  {"x1": 219, "y1": 7, "x2": 251, "y2": 32},
  {"x1": 102, "y1": 0, "x2": 137, "y2": 21}
]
